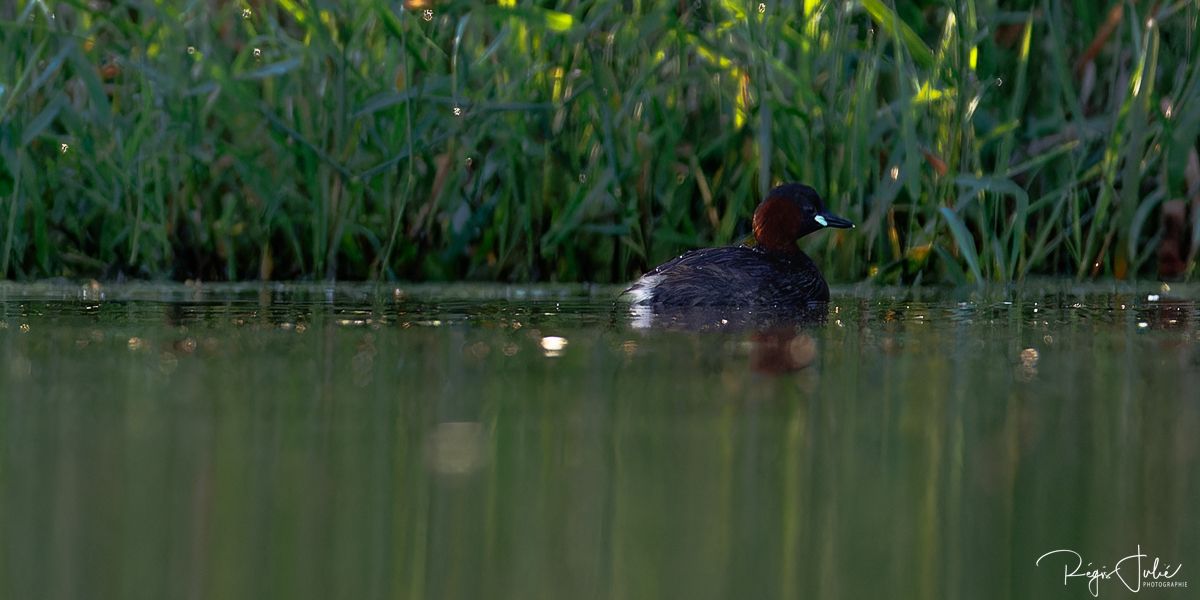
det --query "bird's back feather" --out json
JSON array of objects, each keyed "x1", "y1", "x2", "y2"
[{"x1": 623, "y1": 246, "x2": 829, "y2": 307}]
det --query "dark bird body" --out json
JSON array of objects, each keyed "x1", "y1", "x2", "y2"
[
  {"x1": 624, "y1": 183, "x2": 852, "y2": 308},
  {"x1": 627, "y1": 246, "x2": 829, "y2": 306}
]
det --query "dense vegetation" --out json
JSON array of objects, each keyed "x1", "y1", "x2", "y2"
[{"x1": 1, "y1": 0, "x2": 1197, "y2": 283}]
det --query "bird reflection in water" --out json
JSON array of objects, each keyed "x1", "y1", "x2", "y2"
[{"x1": 628, "y1": 303, "x2": 826, "y2": 375}]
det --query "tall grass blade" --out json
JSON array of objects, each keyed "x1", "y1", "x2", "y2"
[{"x1": 939, "y1": 206, "x2": 983, "y2": 284}]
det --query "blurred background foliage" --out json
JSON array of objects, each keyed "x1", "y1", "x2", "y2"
[{"x1": 0, "y1": 0, "x2": 1198, "y2": 283}]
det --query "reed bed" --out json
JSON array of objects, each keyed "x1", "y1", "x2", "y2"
[{"x1": 1, "y1": 0, "x2": 1197, "y2": 283}]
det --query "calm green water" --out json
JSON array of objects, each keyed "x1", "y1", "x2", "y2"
[{"x1": 1, "y1": 281, "x2": 1197, "y2": 600}]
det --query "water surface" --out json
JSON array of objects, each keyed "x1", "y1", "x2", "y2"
[{"x1": 1, "y1": 281, "x2": 1197, "y2": 599}]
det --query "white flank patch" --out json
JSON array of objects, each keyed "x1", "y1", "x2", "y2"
[
  {"x1": 625, "y1": 274, "x2": 662, "y2": 306},
  {"x1": 626, "y1": 274, "x2": 662, "y2": 329}
]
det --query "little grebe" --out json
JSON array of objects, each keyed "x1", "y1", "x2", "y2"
[{"x1": 624, "y1": 183, "x2": 853, "y2": 307}]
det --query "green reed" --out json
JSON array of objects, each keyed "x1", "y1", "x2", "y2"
[{"x1": 0, "y1": 0, "x2": 1197, "y2": 283}]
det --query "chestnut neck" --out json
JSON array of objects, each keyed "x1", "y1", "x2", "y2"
[{"x1": 752, "y1": 196, "x2": 803, "y2": 256}]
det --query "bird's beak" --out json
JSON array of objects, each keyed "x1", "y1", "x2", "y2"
[{"x1": 815, "y1": 210, "x2": 854, "y2": 229}]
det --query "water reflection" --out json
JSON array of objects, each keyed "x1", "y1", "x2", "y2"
[
  {"x1": 628, "y1": 303, "x2": 828, "y2": 374},
  {"x1": 628, "y1": 301, "x2": 829, "y2": 331},
  {"x1": 748, "y1": 328, "x2": 818, "y2": 374},
  {"x1": 0, "y1": 282, "x2": 1197, "y2": 600},
  {"x1": 425, "y1": 422, "x2": 489, "y2": 476}
]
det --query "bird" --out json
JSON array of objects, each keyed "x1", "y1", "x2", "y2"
[{"x1": 623, "y1": 183, "x2": 853, "y2": 308}]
